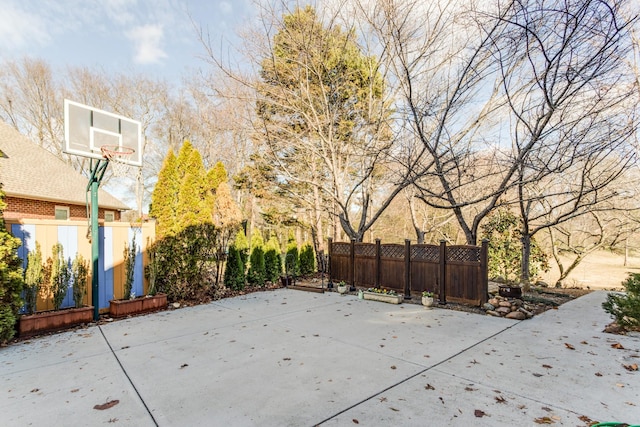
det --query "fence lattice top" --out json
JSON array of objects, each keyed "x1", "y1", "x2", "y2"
[
  {"x1": 333, "y1": 243, "x2": 350, "y2": 255},
  {"x1": 354, "y1": 243, "x2": 376, "y2": 257},
  {"x1": 411, "y1": 245, "x2": 439, "y2": 262},
  {"x1": 447, "y1": 246, "x2": 481, "y2": 262},
  {"x1": 380, "y1": 244, "x2": 404, "y2": 258}
]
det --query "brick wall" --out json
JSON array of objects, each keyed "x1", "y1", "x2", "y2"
[{"x1": 4, "y1": 196, "x2": 121, "y2": 221}]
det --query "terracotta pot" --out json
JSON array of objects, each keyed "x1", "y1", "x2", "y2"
[
  {"x1": 18, "y1": 306, "x2": 94, "y2": 337},
  {"x1": 141, "y1": 294, "x2": 167, "y2": 313}
]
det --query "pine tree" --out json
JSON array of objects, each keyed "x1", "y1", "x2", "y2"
[
  {"x1": 150, "y1": 149, "x2": 179, "y2": 237},
  {"x1": 0, "y1": 186, "x2": 24, "y2": 344},
  {"x1": 224, "y1": 245, "x2": 245, "y2": 290}
]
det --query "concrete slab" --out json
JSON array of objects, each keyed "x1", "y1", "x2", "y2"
[{"x1": 1, "y1": 289, "x2": 638, "y2": 426}]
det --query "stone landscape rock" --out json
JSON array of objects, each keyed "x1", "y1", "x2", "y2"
[
  {"x1": 482, "y1": 294, "x2": 539, "y2": 320},
  {"x1": 505, "y1": 311, "x2": 526, "y2": 320}
]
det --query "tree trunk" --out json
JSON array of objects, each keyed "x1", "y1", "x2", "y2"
[{"x1": 520, "y1": 234, "x2": 531, "y2": 284}]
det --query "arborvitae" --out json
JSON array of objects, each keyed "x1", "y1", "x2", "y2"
[
  {"x1": 224, "y1": 245, "x2": 245, "y2": 290},
  {"x1": 264, "y1": 236, "x2": 282, "y2": 283},
  {"x1": 299, "y1": 243, "x2": 315, "y2": 275},
  {"x1": 150, "y1": 150, "x2": 179, "y2": 237},
  {"x1": 71, "y1": 253, "x2": 89, "y2": 308},
  {"x1": 285, "y1": 233, "x2": 299, "y2": 277},
  {"x1": 235, "y1": 229, "x2": 249, "y2": 273},
  {"x1": 175, "y1": 142, "x2": 209, "y2": 232},
  {"x1": 24, "y1": 242, "x2": 44, "y2": 314},
  {"x1": 50, "y1": 243, "x2": 70, "y2": 311},
  {"x1": 0, "y1": 186, "x2": 24, "y2": 344},
  {"x1": 207, "y1": 161, "x2": 228, "y2": 192},
  {"x1": 248, "y1": 230, "x2": 266, "y2": 286}
]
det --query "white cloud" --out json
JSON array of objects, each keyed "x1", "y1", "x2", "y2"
[
  {"x1": 126, "y1": 24, "x2": 168, "y2": 64},
  {"x1": 0, "y1": 3, "x2": 50, "y2": 50}
]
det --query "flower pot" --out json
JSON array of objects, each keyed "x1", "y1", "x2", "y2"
[
  {"x1": 362, "y1": 291, "x2": 403, "y2": 304},
  {"x1": 337, "y1": 285, "x2": 349, "y2": 294},
  {"x1": 18, "y1": 306, "x2": 94, "y2": 337},
  {"x1": 280, "y1": 276, "x2": 293, "y2": 287},
  {"x1": 422, "y1": 296, "x2": 434, "y2": 307}
]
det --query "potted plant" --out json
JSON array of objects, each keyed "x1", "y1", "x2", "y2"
[
  {"x1": 422, "y1": 291, "x2": 435, "y2": 307},
  {"x1": 337, "y1": 281, "x2": 349, "y2": 294},
  {"x1": 362, "y1": 287, "x2": 403, "y2": 304}
]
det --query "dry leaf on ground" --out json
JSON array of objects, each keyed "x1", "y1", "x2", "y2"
[{"x1": 94, "y1": 400, "x2": 119, "y2": 410}]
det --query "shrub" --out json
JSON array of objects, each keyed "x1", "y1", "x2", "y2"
[
  {"x1": 150, "y1": 223, "x2": 218, "y2": 301},
  {"x1": 285, "y1": 238, "x2": 299, "y2": 277},
  {"x1": 24, "y1": 242, "x2": 44, "y2": 314},
  {"x1": 71, "y1": 253, "x2": 89, "y2": 308},
  {"x1": 235, "y1": 229, "x2": 249, "y2": 274},
  {"x1": 603, "y1": 273, "x2": 640, "y2": 329},
  {"x1": 123, "y1": 234, "x2": 137, "y2": 300},
  {"x1": 49, "y1": 243, "x2": 70, "y2": 311},
  {"x1": 224, "y1": 244, "x2": 245, "y2": 290},
  {"x1": 0, "y1": 203, "x2": 23, "y2": 343},
  {"x1": 299, "y1": 243, "x2": 315, "y2": 275},
  {"x1": 264, "y1": 236, "x2": 281, "y2": 283}
]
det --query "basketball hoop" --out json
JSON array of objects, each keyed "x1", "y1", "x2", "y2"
[{"x1": 101, "y1": 145, "x2": 135, "y2": 177}]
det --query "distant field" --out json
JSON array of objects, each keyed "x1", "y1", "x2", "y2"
[{"x1": 539, "y1": 250, "x2": 640, "y2": 290}]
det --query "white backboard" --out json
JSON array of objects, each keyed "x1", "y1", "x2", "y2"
[{"x1": 64, "y1": 99, "x2": 142, "y2": 166}]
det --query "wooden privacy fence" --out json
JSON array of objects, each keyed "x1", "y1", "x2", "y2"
[{"x1": 328, "y1": 238, "x2": 489, "y2": 306}]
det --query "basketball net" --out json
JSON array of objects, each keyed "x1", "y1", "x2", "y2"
[{"x1": 101, "y1": 145, "x2": 134, "y2": 177}]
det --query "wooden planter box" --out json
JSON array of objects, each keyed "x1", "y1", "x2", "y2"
[
  {"x1": 18, "y1": 306, "x2": 94, "y2": 337},
  {"x1": 109, "y1": 294, "x2": 167, "y2": 318},
  {"x1": 362, "y1": 291, "x2": 403, "y2": 304}
]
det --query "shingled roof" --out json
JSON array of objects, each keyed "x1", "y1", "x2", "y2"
[{"x1": 0, "y1": 120, "x2": 130, "y2": 211}]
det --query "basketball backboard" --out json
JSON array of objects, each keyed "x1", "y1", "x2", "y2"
[{"x1": 64, "y1": 99, "x2": 142, "y2": 166}]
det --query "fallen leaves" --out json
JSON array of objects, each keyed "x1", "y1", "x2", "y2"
[
  {"x1": 611, "y1": 342, "x2": 625, "y2": 350},
  {"x1": 94, "y1": 400, "x2": 119, "y2": 410},
  {"x1": 180, "y1": 363, "x2": 188, "y2": 369},
  {"x1": 352, "y1": 419, "x2": 359, "y2": 424},
  {"x1": 542, "y1": 364, "x2": 553, "y2": 369},
  {"x1": 495, "y1": 395, "x2": 507, "y2": 404},
  {"x1": 534, "y1": 416, "x2": 555, "y2": 424},
  {"x1": 564, "y1": 343, "x2": 575, "y2": 350},
  {"x1": 474, "y1": 409, "x2": 487, "y2": 418},
  {"x1": 424, "y1": 384, "x2": 435, "y2": 390},
  {"x1": 623, "y1": 363, "x2": 638, "y2": 371}
]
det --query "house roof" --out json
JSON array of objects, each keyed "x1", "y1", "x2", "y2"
[{"x1": 0, "y1": 120, "x2": 130, "y2": 211}]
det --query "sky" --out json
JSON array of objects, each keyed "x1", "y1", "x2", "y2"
[{"x1": 0, "y1": 0, "x2": 255, "y2": 84}]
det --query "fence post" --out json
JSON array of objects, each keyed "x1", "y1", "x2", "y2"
[
  {"x1": 327, "y1": 238, "x2": 333, "y2": 289},
  {"x1": 375, "y1": 238, "x2": 381, "y2": 289},
  {"x1": 481, "y1": 239, "x2": 489, "y2": 304},
  {"x1": 350, "y1": 239, "x2": 356, "y2": 291},
  {"x1": 439, "y1": 240, "x2": 447, "y2": 304},
  {"x1": 404, "y1": 239, "x2": 411, "y2": 299}
]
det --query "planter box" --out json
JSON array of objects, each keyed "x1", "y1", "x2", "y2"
[
  {"x1": 362, "y1": 291, "x2": 403, "y2": 304},
  {"x1": 18, "y1": 306, "x2": 94, "y2": 337},
  {"x1": 141, "y1": 294, "x2": 167, "y2": 313},
  {"x1": 110, "y1": 294, "x2": 167, "y2": 318}
]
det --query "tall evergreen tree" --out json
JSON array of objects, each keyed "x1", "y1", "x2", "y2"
[
  {"x1": 235, "y1": 229, "x2": 249, "y2": 274},
  {"x1": 224, "y1": 244, "x2": 245, "y2": 290},
  {"x1": 0, "y1": 186, "x2": 23, "y2": 344},
  {"x1": 264, "y1": 236, "x2": 282, "y2": 283},
  {"x1": 150, "y1": 149, "x2": 179, "y2": 237},
  {"x1": 175, "y1": 142, "x2": 209, "y2": 231},
  {"x1": 248, "y1": 229, "x2": 266, "y2": 286}
]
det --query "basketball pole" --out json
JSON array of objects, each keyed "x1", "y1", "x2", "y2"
[{"x1": 87, "y1": 159, "x2": 108, "y2": 321}]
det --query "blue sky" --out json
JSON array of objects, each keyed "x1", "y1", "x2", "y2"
[{"x1": 0, "y1": 0, "x2": 255, "y2": 84}]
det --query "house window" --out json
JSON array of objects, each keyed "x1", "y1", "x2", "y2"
[
  {"x1": 104, "y1": 211, "x2": 115, "y2": 222},
  {"x1": 54, "y1": 206, "x2": 69, "y2": 220}
]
